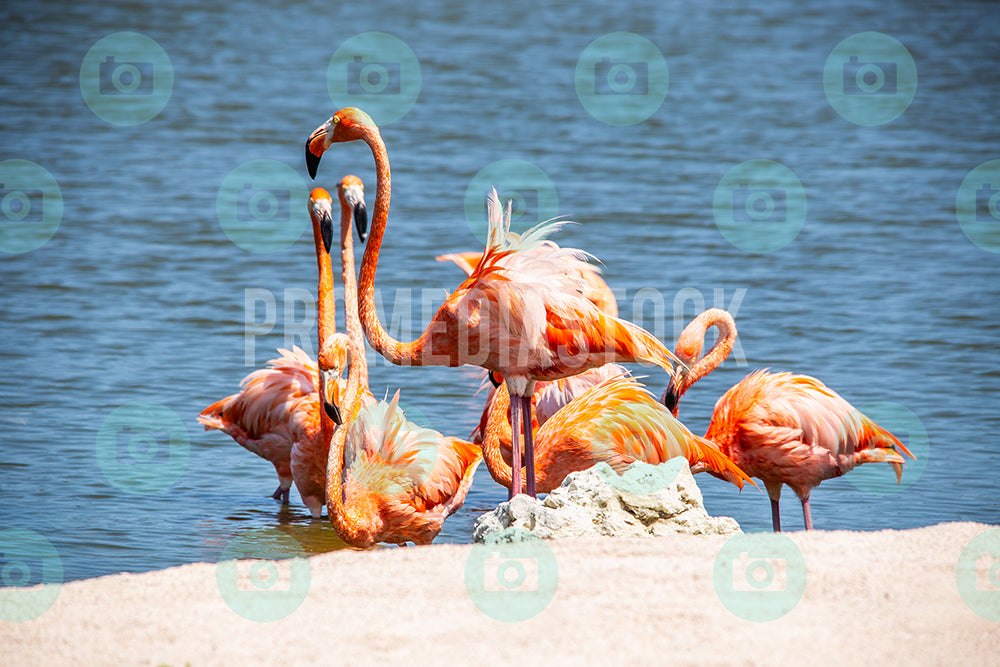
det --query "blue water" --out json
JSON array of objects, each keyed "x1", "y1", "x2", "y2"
[{"x1": 1, "y1": 0, "x2": 998, "y2": 582}]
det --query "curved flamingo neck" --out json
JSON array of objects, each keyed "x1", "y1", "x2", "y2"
[
  {"x1": 676, "y1": 308, "x2": 737, "y2": 398},
  {"x1": 339, "y1": 197, "x2": 369, "y2": 390},
  {"x1": 481, "y1": 385, "x2": 520, "y2": 491},
  {"x1": 325, "y1": 345, "x2": 378, "y2": 547},
  {"x1": 356, "y1": 124, "x2": 430, "y2": 367},
  {"x1": 311, "y1": 215, "x2": 338, "y2": 441}
]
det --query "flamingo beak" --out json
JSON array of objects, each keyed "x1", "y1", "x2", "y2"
[
  {"x1": 306, "y1": 126, "x2": 327, "y2": 180},
  {"x1": 319, "y1": 206, "x2": 334, "y2": 254},
  {"x1": 319, "y1": 368, "x2": 343, "y2": 425},
  {"x1": 660, "y1": 373, "x2": 679, "y2": 416},
  {"x1": 353, "y1": 199, "x2": 368, "y2": 243}
]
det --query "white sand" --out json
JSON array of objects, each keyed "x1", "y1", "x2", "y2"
[{"x1": 3, "y1": 522, "x2": 997, "y2": 666}]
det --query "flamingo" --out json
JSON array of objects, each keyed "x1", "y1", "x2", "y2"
[
  {"x1": 288, "y1": 180, "x2": 375, "y2": 517},
  {"x1": 319, "y1": 333, "x2": 482, "y2": 547},
  {"x1": 305, "y1": 107, "x2": 684, "y2": 499},
  {"x1": 662, "y1": 308, "x2": 915, "y2": 531},
  {"x1": 436, "y1": 248, "x2": 619, "y2": 317},
  {"x1": 198, "y1": 182, "x2": 363, "y2": 514},
  {"x1": 480, "y1": 371, "x2": 755, "y2": 495}
]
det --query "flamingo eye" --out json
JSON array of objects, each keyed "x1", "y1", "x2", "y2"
[
  {"x1": 488, "y1": 371, "x2": 503, "y2": 388},
  {"x1": 332, "y1": 115, "x2": 340, "y2": 124}
]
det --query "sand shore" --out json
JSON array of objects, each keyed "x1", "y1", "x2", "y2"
[{"x1": 3, "y1": 521, "x2": 997, "y2": 666}]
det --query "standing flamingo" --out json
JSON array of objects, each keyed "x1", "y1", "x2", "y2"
[
  {"x1": 662, "y1": 308, "x2": 915, "y2": 531},
  {"x1": 289, "y1": 180, "x2": 375, "y2": 517},
  {"x1": 198, "y1": 183, "x2": 362, "y2": 513},
  {"x1": 306, "y1": 107, "x2": 683, "y2": 499},
  {"x1": 319, "y1": 333, "x2": 482, "y2": 547},
  {"x1": 480, "y1": 372, "x2": 754, "y2": 494}
]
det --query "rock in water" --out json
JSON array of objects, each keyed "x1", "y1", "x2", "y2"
[{"x1": 473, "y1": 458, "x2": 741, "y2": 542}]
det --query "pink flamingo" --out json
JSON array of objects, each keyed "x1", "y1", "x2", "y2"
[
  {"x1": 663, "y1": 308, "x2": 915, "y2": 530},
  {"x1": 306, "y1": 107, "x2": 683, "y2": 498},
  {"x1": 479, "y1": 371, "x2": 754, "y2": 495}
]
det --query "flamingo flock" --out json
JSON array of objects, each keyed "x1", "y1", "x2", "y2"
[{"x1": 200, "y1": 106, "x2": 914, "y2": 546}]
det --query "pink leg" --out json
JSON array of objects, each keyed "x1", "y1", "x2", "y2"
[
  {"x1": 509, "y1": 395, "x2": 522, "y2": 500},
  {"x1": 521, "y1": 396, "x2": 536, "y2": 498},
  {"x1": 801, "y1": 497, "x2": 813, "y2": 530},
  {"x1": 770, "y1": 498, "x2": 781, "y2": 532}
]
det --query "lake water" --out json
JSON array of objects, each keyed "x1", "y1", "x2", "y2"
[{"x1": 1, "y1": 0, "x2": 998, "y2": 582}]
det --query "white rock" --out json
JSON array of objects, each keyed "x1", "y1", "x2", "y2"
[{"x1": 473, "y1": 458, "x2": 741, "y2": 542}]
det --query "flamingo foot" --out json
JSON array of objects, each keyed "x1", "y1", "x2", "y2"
[
  {"x1": 272, "y1": 485, "x2": 290, "y2": 504},
  {"x1": 770, "y1": 498, "x2": 781, "y2": 532},
  {"x1": 801, "y1": 497, "x2": 813, "y2": 530}
]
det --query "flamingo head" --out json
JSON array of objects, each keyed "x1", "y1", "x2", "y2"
[
  {"x1": 660, "y1": 373, "x2": 681, "y2": 417},
  {"x1": 337, "y1": 175, "x2": 368, "y2": 242},
  {"x1": 306, "y1": 107, "x2": 378, "y2": 179},
  {"x1": 318, "y1": 333, "x2": 353, "y2": 426},
  {"x1": 308, "y1": 188, "x2": 335, "y2": 254}
]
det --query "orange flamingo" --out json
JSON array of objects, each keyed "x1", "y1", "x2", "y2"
[
  {"x1": 663, "y1": 308, "x2": 915, "y2": 531},
  {"x1": 198, "y1": 183, "x2": 358, "y2": 513},
  {"x1": 319, "y1": 333, "x2": 482, "y2": 547},
  {"x1": 289, "y1": 180, "x2": 375, "y2": 517},
  {"x1": 480, "y1": 371, "x2": 754, "y2": 494},
  {"x1": 306, "y1": 107, "x2": 683, "y2": 498},
  {"x1": 436, "y1": 248, "x2": 619, "y2": 317}
]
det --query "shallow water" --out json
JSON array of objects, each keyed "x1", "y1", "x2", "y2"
[{"x1": 1, "y1": 0, "x2": 998, "y2": 582}]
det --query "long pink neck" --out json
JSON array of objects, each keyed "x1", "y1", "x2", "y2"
[
  {"x1": 311, "y1": 214, "x2": 338, "y2": 441},
  {"x1": 676, "y1": 308, "x2": 737, "y2": 398},
  {"x1": 340, "y1": 198, "x2": 369, "y2": 390},
  {"x1": 480, "y1": 385, "x2": 523, "y2": 492},
  {"x1": 356, "y1": 125, "x2": 438, "y2": 367},
  {"x1": 324, "y1": 342, "x2": 378, "y2": 547}
]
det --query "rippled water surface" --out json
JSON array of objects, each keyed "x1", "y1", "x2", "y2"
[{"x1": 1, "y1": 0, "x2": 999, "y2": 582}]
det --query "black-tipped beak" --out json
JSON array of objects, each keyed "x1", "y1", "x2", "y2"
[
  {"x1": 319, "y1": 208, "x2": 334, "y2": 254},
  {"x1": 323, "y1": 397, "x2": 343, "y2": 425},
  {"x1": 660, "y1": 374, "x2": 679, "y2": 415},
  {"x1": 353, "y1": 200, "x2": 368, "y2": 242},
  {"x1": 306, "y1": 139, "x2": 322, "y2": 180}
]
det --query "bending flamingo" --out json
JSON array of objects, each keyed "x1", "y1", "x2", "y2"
[
  {"x1": 319, "y1": 333, "x2": 482, "y2": 547},
  {"x1": 480, "y1": 372, "x2": 754, "y2": 494},
  {"x1": 662, "y1": 308, "x2": 915, "y2": 531},
  {"x1": 289, "y1": 180, "x2": 375, "y2": 517},
  {"x1": 306, "y1": 107, "x2": 683, "y2": 498}
]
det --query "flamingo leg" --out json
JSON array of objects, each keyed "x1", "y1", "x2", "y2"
[
  {"x1": 509, "y1": 395, "x2": 523, "y2": 500},
  {"x1": 801, "y1": 497, "x2": 813, "y2": 530},
  {"x1": 770, "y1": 499, "x2": 781, "y2": 532},
  {"x1": 521, "y1": 396, "x2": 536, "y2": 498},
  {"x1": 272, "y1": 485, "x2": 290, "y2": 504}
]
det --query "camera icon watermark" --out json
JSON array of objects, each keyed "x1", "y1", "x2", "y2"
[
  {"x1": 94, "y1": 401, "x2": 190, "y2": 494},
  {"x1": 576, "y1": 32, "x2": 669, "y2": 126},
  {"x1": 327, "y1": 31, "x2": 421, "y2": 125},
  {"x1": 840, "y1": 401, "x2": 929, "y2": 495},
  {"x1": 217, "y1": 159, "x2": 309, "y2": 253},
  {"x1": 465, "y1": 528, "x2": 558, "y2": 622},
  {"x1": 0, "y1": 528, "x2": 63, "y2": 623},
  {"x1": 0, "y1": 159, "x2": 63, "y2": 255},
  {"x1": 79, "y1": 31, "x2": 173, "y2": 126},
  {"x1": 463, "y1": 159, "x2": 559, "y2": 244},
  {"x1": 713, "y1": 532, "x2": 806, "y2": 622},
  {"x1": 956, "y1": 159, "x2": 1000, "y2": 254},
  {"x1": 713, "y1": 159, "x2": 807, "y2": 253},
  {"x1": 347, "y1": 56, "x2": 402, "y2": 95},
  {"x1": 823, "y1": 32, "x2": 917, "y2": 126},
  {"x1": 216, "y1": 528, "x2": 311, "y2": 623},
  {"x1": 98, "y1": 56, "x2": 154, "y2": 95},
  {"x1": 956, "y1": 528, "x2": 1000, "y2": 622}
]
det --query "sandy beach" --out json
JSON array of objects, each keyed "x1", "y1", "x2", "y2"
[{"x1": 3, "y1": 521, "x2": 997, "y2": 666}]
